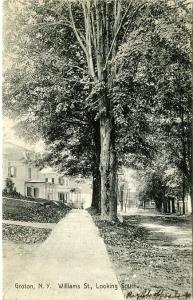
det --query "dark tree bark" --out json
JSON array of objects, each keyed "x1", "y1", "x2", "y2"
[
  {"x1": 191, "y1": 30, "x2": 193, "y2": 214},
  {"x1": 100, "y1": 117, "x2": 117, "y2": 219},
  {"x1": 91, "y1": 121, "x2": 101, "y2": 212},
  {"x1": 181, "y1": 110, "x2": 189, "y2": 214},
  {"x1": 182, "y1": 176, "x2": 186, "y2": 214},
  {"x1": 91, "y1": 167, "x2": 101, "y2": 212}
]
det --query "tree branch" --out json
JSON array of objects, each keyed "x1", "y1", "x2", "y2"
[
  {"x1": 91, "y1": 9, "x2": 97, "y2": 51},
  {"x1": 82, "y1": 0, "x2": 97, "y2": 81},
  {"x1": 68, "y1": 3, "x2": 87, "y2": 56},
  {"x1": 24, "y1": 20, "x2": 73, "y2": 30},
  {"x1": 104, "y1": 0, "x2": 134, "y2": 71},
  {"x1": 63, "y1": 119, "x2": 88, "y2": 126},
  {"x1": 121, "y1": 2, "x2": 147, "y2": 43},
  {"x1": 67, "y1": 64, "x2": 86, "y2": 73}
]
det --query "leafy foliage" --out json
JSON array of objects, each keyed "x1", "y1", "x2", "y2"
[{"x1": 3, "y1": 0, "x2": 192, "y2": 211}]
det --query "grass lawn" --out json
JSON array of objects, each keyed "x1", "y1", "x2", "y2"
[
  {"x1": 3, "y1": 197, "x2": 71, "y2": 223},
  {"x1": 90, "y1": 210, "x2": 192, "y2": 300},
  {"x1": 3, "y1": 197, "x2": 71, "y2": 244},
  {"x1": 3, "y1": 224, "x2": 51, "y2": 244}
]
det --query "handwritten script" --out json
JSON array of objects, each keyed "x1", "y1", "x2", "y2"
[{"x1": 126, "y1": 289, "x2": 191, "y2": 300}]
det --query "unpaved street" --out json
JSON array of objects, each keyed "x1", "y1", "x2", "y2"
[{"x1": 93, "y1": 213, "x2": 192, "y2": 300}]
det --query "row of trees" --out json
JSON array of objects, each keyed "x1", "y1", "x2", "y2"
[{"x1": 3, "y1": 0, "x2": 192, "y2": 219}]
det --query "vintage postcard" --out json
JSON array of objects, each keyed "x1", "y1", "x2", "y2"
[{"x1": 2, "y1": 0, "x2": 192, "y2": 300}]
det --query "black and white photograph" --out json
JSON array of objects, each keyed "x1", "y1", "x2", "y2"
[{"x1": 2, "y1": 0, "x2": 193, "y2": 299}]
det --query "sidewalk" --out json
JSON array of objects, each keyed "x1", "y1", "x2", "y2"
[{"x1": 4, "y1": 209, "x2": 124, "y2": 300}]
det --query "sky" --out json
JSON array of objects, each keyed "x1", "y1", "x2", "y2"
[{"x1": 3, "y1": 117, "x2": 45, "y2": 153}]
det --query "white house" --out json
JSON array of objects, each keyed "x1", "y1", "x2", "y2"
[
  {"x1": 3, "y1": 142, "x2": 42, "y2": 195},
  {"x1": 3, "y1": 142, "x2": 92, "y2": 208}
]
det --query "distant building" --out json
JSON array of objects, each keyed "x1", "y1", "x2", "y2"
[{"x1": 3, "y1": 142, "x2": 92, "y2": 208}]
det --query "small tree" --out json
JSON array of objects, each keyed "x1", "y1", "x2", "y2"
[
  {"x1": 4, "y1": 178, "x2": 15, "y2": 193},
  {"x1": 2, "y1": 178, "x2": 21, "y2": 198}
]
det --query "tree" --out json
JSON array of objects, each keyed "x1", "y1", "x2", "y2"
[
  {"x1": 65, "y1": 0, "x2": 142, "y2": 220},
  {"x1": 3, "y1": 0, "x2": 191, "y2": 218},
  {"x1": 112, "y1": 0, "x2": 192, "y2": 213},
  {"x1": 4, "y1": 0, "x2": 149, "y2": 220},
  {"x1": 3, "y1": 0, "x2": 102, "y2": 212},
  {"x1": 2, "y1": 178, "x2": 22, "y2": 198},
  {"x1": 4, "y1": 178, "x2": 15, "y2": 194}
]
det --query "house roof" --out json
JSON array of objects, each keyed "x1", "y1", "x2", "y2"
[
  {"x1": 3, "y1": 142, "x2": 38, "y2": 163},
  {"x1": 3, "y1": 142, "x2": 28, "y2": 161},
  {"x1": 40, "y1": 167, "x2": 58, "y2": 174}
]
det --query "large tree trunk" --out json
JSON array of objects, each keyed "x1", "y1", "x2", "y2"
[
  {"x1": 189, "y1": 135, "x2": 192, "y2": 213},
  {"x1": 190, "y1": 166, "x2": 193, "y2": 214},
  {"x1": 181, "y1": 110, "x2": 188, "y2": 215},
  {"x1": 91, "y1": 166, "x2": 101, "y2": 212},
  {"x1": 91, "y1": 121, "x2": 101, "y2": 212},
  {"x1": 109, "y1": 122, "x2": 118, "y2": 220},
  {"x1": 182, "y1": 175, "x2": 186, "y2": 215},
  {"x1": 109, "y1": 140, "x2": 118, "y2": 220},
  {"x1": 100, "y1": 109, "x2": 118, "y2": 220},
  {"x1": 191, "y1": 39, "x2": 193, "y2": 214},
  {"x1": 100, "y1": 116, "x2": 111, "y2": 219}
]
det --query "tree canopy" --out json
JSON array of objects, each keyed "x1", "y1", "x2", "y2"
[{"x1": 3, "y1": 0, "x2": 192, "y2": 217}]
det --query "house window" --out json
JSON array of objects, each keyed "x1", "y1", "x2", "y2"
[
  {"x1": 65, "y1": 178, "x2": 69, "y2": 186},
  {"x1": 59, "y1": 177, "x2": 69, "y2": 186},
  {"x1": 59, "y1": 177, "x2": 64, "y2": 185},
  {"x1": 58, "y1": 192, "x2": 64, "y2": 202},
  {"x1": 45, "y1": 178, "x2": 48, "y2": 182},
  {"x1": 65, "y1": 192, "x2": 69, "y2": 202},
  {"x1": 27, "y1": 187, "x2": 32, "y2": 197},
  {"x1": 28, "y1": 168, "x2": 32, "y2": 179},
  {"x1": 9, "y1": 166, "x2": 17, "y2": 178},
  {"x1": 58, "y1": 192, "x2": 69, "y2": 203},
  {"x1": 52, "y1": 178, "x2": 55, "y2": 183},
  {"x1": 34, "y1": 188, "x2": 39, "y2": 198}
]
